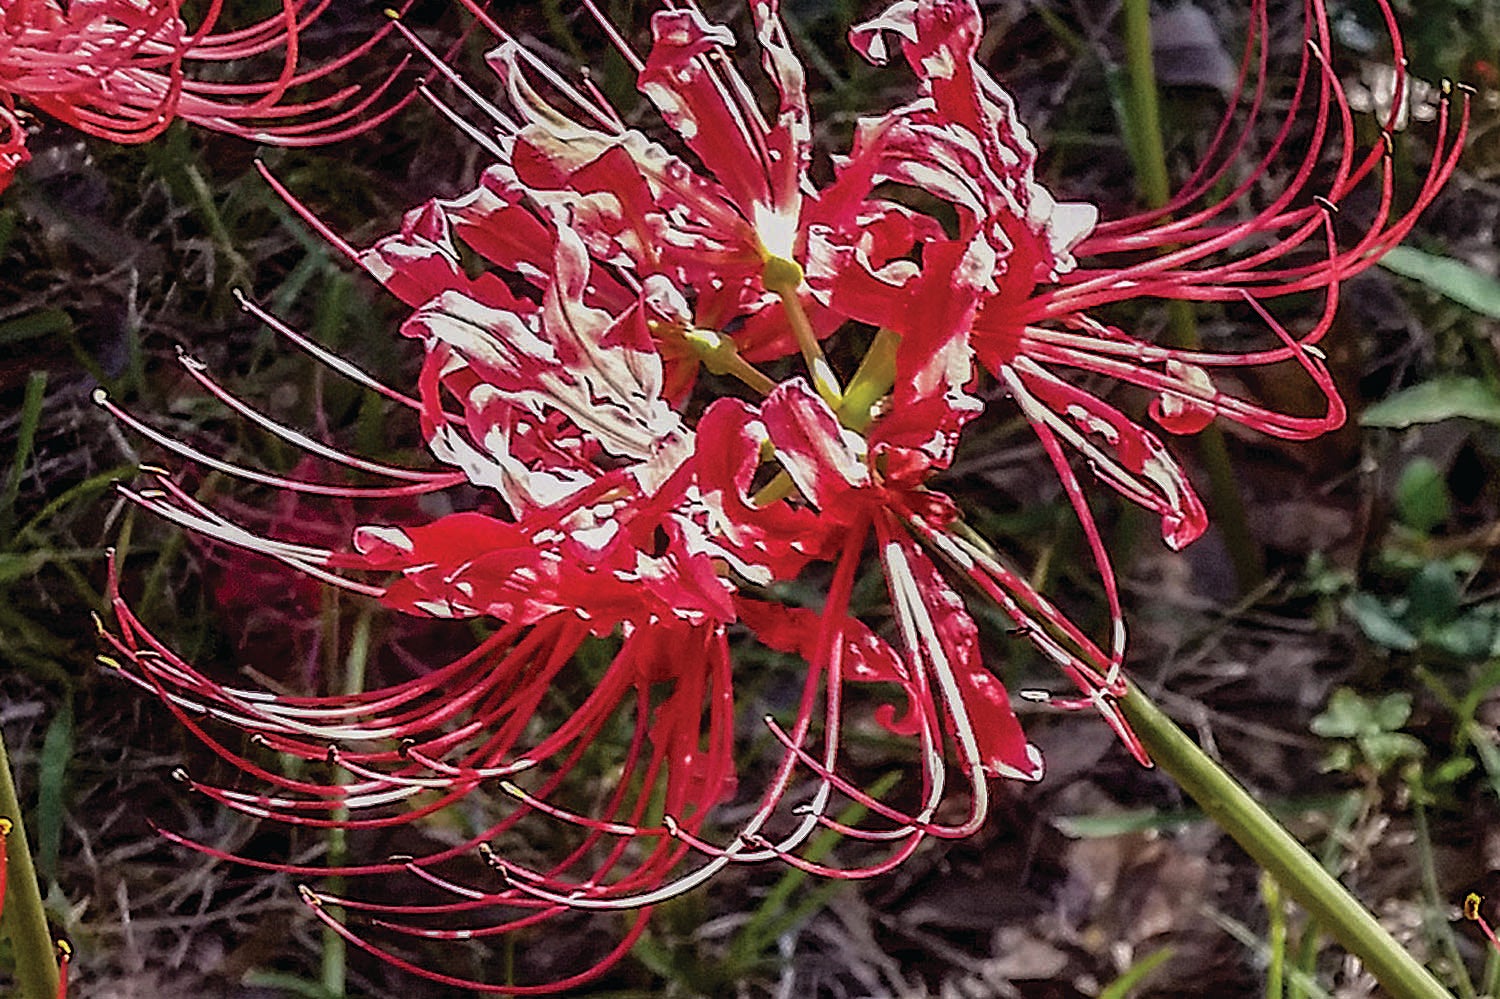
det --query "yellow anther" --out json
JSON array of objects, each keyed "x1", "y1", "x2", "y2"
[
  {"x1": 1466, "y1": 893, "x2": 1484, "y2": 922},
  {"x1": 0, "y1": 817, "x2": 12, "y2": 836},
  {"x1": 55, "y1": 940, "x2": 72, "y2": 959}
]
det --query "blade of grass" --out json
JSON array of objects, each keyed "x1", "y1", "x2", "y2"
[
  {"x1": 1054, "y1": 793, "x2": 1359, "y2": 839},
  {"x1": 320, "y1": 603, "x2": 372, "y2": 999},
  {"x1": 1207, "y1": 906, "x2": 1336, "y2": 999},
  {"x1": 1413, "y1": 787, "x2": 1476, "y2": 999},
  {"x1": 9, "y1": 466, "x2": 136, "y2": 551},
  {"x1": 1290, "y1": 924, "x2": 1323, "y2": 999},
  {"x1": 241, "y1": 971, "x2": 336, "y2": 998},
  {"x1": 1290, "y1": 792, "x2": 1363, "y2": 999},
  {"x1": 1099, "y1": 945, "x2": 1174, "y2": 999},
  {"x1": 34, "y1": 707, "x2": 73, "y2": 883},
  {"x1": 1480, "y1": 945, "x2": 1500, "y2": 998},
  {"x1": 1265, "y1": 872, "x2": 1288, "y2": 999},
  {"x1": 0, "y1": 310, "x2": 72, "y2": 350},
  {"x1": 1, "y1": 372, "x2": 48, "y2": 545}
]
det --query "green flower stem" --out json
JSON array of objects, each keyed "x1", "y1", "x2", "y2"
[
  {"x1": 1119, "y1": 0, "x2": 1264, "y2": 592},
  {"x1": 0, "y1": 729, "x2": 61, "y2": 999},
  {"x1": 1121, "y1": 683, "x2": 1452, "y2": 999}
]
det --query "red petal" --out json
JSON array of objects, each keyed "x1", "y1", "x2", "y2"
[
  {"x1": 760, "y1": 380, "x2": 870, "y2": 509},
  {"x1": 1005, "y1": 360, "x2": 1209, "y2": 550},
  {"x1": 735, "y1": 597, "x2": 922, "y2": 737},
  {"x1": 885, "y1": 529, "x2": 1043, "y2": 781}
]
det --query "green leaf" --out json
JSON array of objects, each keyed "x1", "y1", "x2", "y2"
[
  {"x1": 1430, "y1": 623, "x2": 1479, "y2": 660},
  {"x1": 36, "y1": 705, "x2": 73, "y2": 881},
  {"x1": 1406, "y1": 562, "x2": 1461, "y2": 628},
  {"x1": 1052, "y1": 807, "x2": 1197, "y2": 838},
  {"x1": 1311, "y1": 688, "x2": 1375, "y2": 739},
  {"x1": 1361, "y1": 377, "x2": 1500, "y2": 429},
  {"x1": 0, "y1": 552, "x2": 46, "y2": 584},
  {"x1": 1314, "y1": 690, "x2": 1421, "y2": 775},
  {"x1": 1314, "y1": 689, "x2": 1411, "y2": 741},
  {"x1": 1359, "y1": 731, "x2": 1425, "y2": 774},
  {"x1": 1380, "y1": 245, "x2": 1500, "y2": 319},
  {"x1": 1431, "y1": 756, "x2": 1476, "y2": 785},
  {"x1": 0, "y1": 208, "x2": 15, "y2": 258},
  {"x1": 0, "y1": 370, "x2": 47, "y2": 543},
  {"x1": 628, "y1": 933, "x2": 678, "y2": 980},
  {"x1": 1320, "y1": 744, "x2": 1357, "y2": 774},
  {"x1": 0, "y1": 309, "x2": 72, "y2": 348},
  {"x1": 1394, "y1": 457, "x2": 1450, "y2": 533},
  {"x1": 239, "y1": 972, "x2": 339, "y2": 998},
  {"x1": 1370, "y1": 692, "x2": 1414, "y2": 732},
  {"x1": 1429, "y1": 604, "x2": 1500, "y2": 660},
  {"x1": 1344, "y1": 593, "x2": 1419, "y2": 651}
]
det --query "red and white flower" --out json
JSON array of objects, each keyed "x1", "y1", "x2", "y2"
[
  {"x1": 0, "y1": 0, "x2": 412, "y2": 193},
  {"x1": 99, "y1": 0, "x2": 1464, "y2": 990}
]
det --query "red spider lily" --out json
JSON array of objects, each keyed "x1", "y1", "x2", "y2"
[
  {"x1": 0, "y1": 0, "x2": 414, "y2": 193},
  {"x1": 97, "y1": 0, "x2": 1465, "y2": 990}
]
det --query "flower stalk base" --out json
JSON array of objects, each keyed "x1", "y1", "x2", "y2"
[
  {"x1": 0, "y1": 730, "x2": 61, "y2": 999},
  {"x1": 1121, "y1": 682, "x2": 1452, "y2": 999}
]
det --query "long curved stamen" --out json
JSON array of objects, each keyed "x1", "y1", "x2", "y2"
[{"x1": 232, "y1": 289, "x2": 443, "y2": 417}]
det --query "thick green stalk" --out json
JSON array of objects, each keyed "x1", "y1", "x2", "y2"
[
  {"x1": 1121, "y1": 683, "x2": 1452, "y2": 999},
  {"x1": 0, "y1": 730, "x2": 61, "y2": 999},
  {"x1": 1119, "y1": 0, "x2": 1264, "y2": 592}
]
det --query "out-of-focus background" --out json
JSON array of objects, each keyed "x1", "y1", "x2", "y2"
[{"x1": 2, "y1": 0, "x2": 1499, "y2": 995}]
